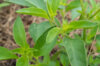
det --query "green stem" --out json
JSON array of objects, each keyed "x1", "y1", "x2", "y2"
[
  {"x1": 80, "y1": 0, "x2": 87, "y2": 41},
  {"x1": 80, "y1": 0, "x2": 84, "y2": 11},
  {"x1": 82, "y1": 29, "x2": 87, "y2": 41},
  {"x1": 80, "y1": 0, "x2": 84, "y2": 14}
]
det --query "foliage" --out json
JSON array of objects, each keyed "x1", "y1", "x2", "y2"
[
  {"x1": 0, "y1": 2, "x2": 10, "y2": 8},
  {"x1": 0, "y1": 0, "x2": 100, "y2": 66}
]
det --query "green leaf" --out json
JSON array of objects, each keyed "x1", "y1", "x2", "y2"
[
  {"x1": 89, "y1": 55, "x2": 100, "y2": 66},
  {"x1": 60, "y1": 0, "x2": 67, "y2": 6},
  {"x1": 16, "y1": 56, "x2": 29, "y2": 66},
  {"x1": 11, "y1": 48, "x2": 22, "y2": 54},
  {"x1": 39, "y1": 37, "x2": 57, "y2": 56},
  {"x1": 16, "y1": 7, "x2": 49, "y2": 19},
  {"x1": 47, "y1": 0, "x2": 60, "y2": 17},
  {"x1": 90, "y1": 0, "x2": 96, "y2": 8},
  {"x1": 35, "y1": 61, "x2": 59, "y2": 66},
  {"x1": 34, "y1": 29, "x2": 50, "y2": 50},
  {"x1": 33, "y1": 27, "x2": 56, "y2": 56},
  {"x1": 47, "y1": 1, "x2": 54, "y2": 17},
  {"x1": 95, "y1": 12, "x2": 100, "y2": 22},
  {"x1": 29, "y1": 21, "x2": 52, "y2": 42},
  {"x1": 88, "y1": 55, "x2": 94, "y2": 65},
  {"x1": 0, "y1": 47, "x2": 17, "y2": 60},
  {"x1": 51, "y1": 51, "x2": 61, "y2": 60},
  {"x1": 43, "y1": 55, "x2": 60, "y2": 66},
  {"x1": 60, "y1": 54, "x2": 67, "y2": 66},
  {"x1": 5, "y1": 0, "x2": 32, "y2": 6},
  {"x1": 0, "y1": 3, "x2": 10, "y2": 8},
  {"x1": 93, "y1": 58, "x2": 100, "y2": 65},
  {"x1": 71, "y1": 7, "x2": 82, "y2": 20},
  {"x1": 96, "y1": 35, "x2": 100, "y2": 40},
  {"x1": 96, "y1": 35, "x2": 100, "y2": 53},
  {"x1": 35, "y1": 63, "x2": 48, "y2": 66},
  {"x1": 62, "y1": 36, "x2": 87, "y2": 66},
  {"x1": 54, "y1": 18, "x2": 61, "y2": 27},
  {"x1": 34, "y1": 61, "x2": 60, "y2": 66},
  {"x1": 50, "y1": 0, "x2": 60, "y2": 14},
  {"x1": 46, "y1": 27, "x2": 61, "y2": 44},
  {"x1": 13, "y1": 16, "x2": 28, "y2": 47},
  {"x1": 63, "y1": 20, "x2": 97, "y2": 32},
  {"x1": 68, "y1": 20, "x2": 97, "y2": 30},
  {"x1": 66, "y1": 0, "x2": 81, "y2": 11},
  {"x1": 26, "y1": 0, "x2": 47, "y2": 11},
  {"x1": 87, "y1": 26, "x2": 98, "y2": 40},
  {"x1": 43, "y1": 54, "x2": 50, "y2": 63},
  {"x1": 48, "y1": 61, "x2": 57, "y2": 66},
  {"x1": 59, "y1": 52, "x2": 70, "y2": 66}
]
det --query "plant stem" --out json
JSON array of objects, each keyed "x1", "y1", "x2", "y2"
[
  {"x1": 82, "y1": 29, "x2": 86, "y2": 41},
  {"x1": 80, "y1": 0, "x2": 85, "y2": 16},
  {"x1": 80, "y1": 0, "x2": 87, "y2": 41},
  {"x1": 80, "y1": 0, "x2": 84, "y2": 11}
]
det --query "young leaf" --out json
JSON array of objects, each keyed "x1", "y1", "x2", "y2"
[
  {"x1": 66, "y1": 0, "x2": 81, "y2": 11},
  {"x1": 46, "y1": 27, "x2": 61, "y2": 44},
  {"x1": 62, "y1": 37, "x2": 87, "y2": 66},
  {"x1": 50, "y1": 0, "x2": 60, "y2": 14},
  {"x1": 16, "y1": 7, "x2": 49, "y2": 19},
  {"x1": 47, "y1": 1, "x2": 54, "y2": 17},
  {"x1": 13, "y1": 16, "x2": 28, "y2": 47},
  {"x1": 26, "y1": 0, "x2": 47, "y2": 11},
  {"x1": 16, "y1": 56, "x2": 29, "y2": 66},
  {"x1": 29, "y1": 21, "x2": 52, "y2": 42},
  {"x1": 0, "y1": 47, "x2": 17, "y2": 60},
  {"x1": 5, "y1": 0, "x2": 32, "y2": 6},
  {"x1": 68, "y1": 20, "x2": 97, "y2": 30},
  {"x1": 47, "y1": 0, "x2": 60, "y2": 17}
]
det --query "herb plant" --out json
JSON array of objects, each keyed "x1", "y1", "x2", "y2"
[{"x1": 0, "y1": 0, "x2": 100, "y2": 66}]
